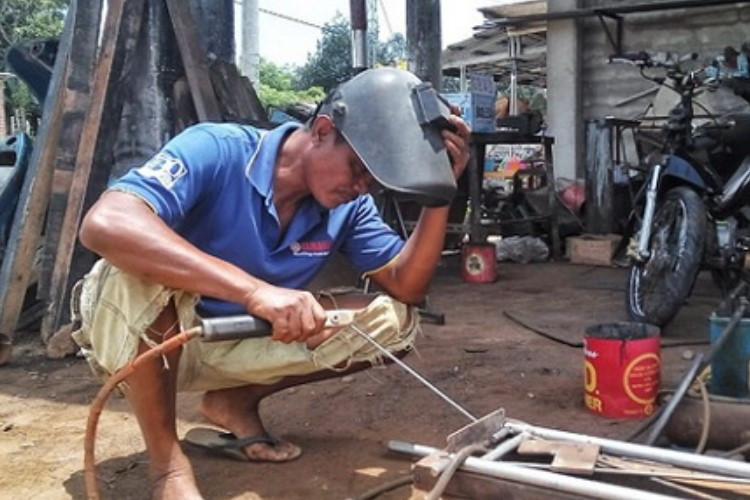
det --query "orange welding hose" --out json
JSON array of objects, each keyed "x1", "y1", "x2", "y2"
[{"x1": 84, "y1": 326, "x2": 202, "y2": 500}]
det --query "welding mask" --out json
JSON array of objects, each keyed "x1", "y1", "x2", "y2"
[{"x1": 317, "y1": 67, "x2": 457, "y2": 207}]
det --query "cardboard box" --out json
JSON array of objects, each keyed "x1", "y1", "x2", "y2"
[
  {"x1": 441, "y1": 92, "x2": 496, "y2": 133},
  {"x1": 568, "y1": 234, "x2": 622, "y2": 266}
]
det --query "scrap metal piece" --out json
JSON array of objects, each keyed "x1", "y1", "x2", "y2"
[
  {"x1": 518, "y1": 439, "x2": 600, "y2": 475},
  {"x1": 446, "y1": 409, "x2": 506, "y2": 453}
]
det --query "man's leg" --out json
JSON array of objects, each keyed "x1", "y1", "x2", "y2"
[
  {"x1": 123, "y1": 301, "x2": 203, "y2": 500},
  {"x1": 198, "y1": 293, "x2": 410, "y2": 462},
  {"x1": 198, "y1": 356, "x2": 387, "y2": 461}
]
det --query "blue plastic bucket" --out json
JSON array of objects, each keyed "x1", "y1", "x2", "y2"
[{"x1": 708, "y1": 313, "x2": 750, "y2": 398}]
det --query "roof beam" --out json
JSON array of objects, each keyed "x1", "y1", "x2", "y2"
[{"x1": 482, "y1": 0, "x2": 750, "y2": 27}]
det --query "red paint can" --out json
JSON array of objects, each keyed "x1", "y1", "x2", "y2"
[
  {"x1": 583, "y1": 322, "x2": 660, "y2": 419},
  {"x1": 461, "y1": 243, "x2": 497, "y2": 283}
]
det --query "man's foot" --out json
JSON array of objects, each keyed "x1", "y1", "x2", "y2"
[
  {"x1": 198, "y1": 388, "x2": 301, "y2": 463},
  {"x1": 185, "y1": 427, "x2": 301, "y2": 462},
  {"x1": 150, "y1": 464, "x2": 203, "y2": 500}
]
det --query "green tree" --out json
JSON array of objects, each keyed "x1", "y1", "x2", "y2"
[
  {"x1": 295, "y1": 14, "x2": 353, "y2": 92},
  {"x1": 0, "y1": 0, "x2": 68, "y2": 125},
  {"x1": 257, "y1": 58, "x2": 324, "y2": 110},
  {"x1": 295, "y1": 14, "x2": 409, "y2": 93},
  {"x1": 0, "y1": 0, "x2": 67, "y2": 50},
  {"x1": 375, "y1": 32, "x2": 406, "y2": 68}
]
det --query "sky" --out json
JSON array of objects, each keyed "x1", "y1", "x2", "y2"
[{"x1": 240, "y1": 0, "x2": 499, "y2": 67}]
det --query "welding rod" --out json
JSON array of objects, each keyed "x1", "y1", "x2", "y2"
[
  {"x1": 349, "y1": 324, "x2": 478, "y2": 423},
  {"x1": 201, "y1": 314, "x2": 479, "y2": 423}
]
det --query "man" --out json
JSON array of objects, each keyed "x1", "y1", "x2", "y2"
[{"x1": 74, "y1": 67, "x2": 471, "y2": 499}]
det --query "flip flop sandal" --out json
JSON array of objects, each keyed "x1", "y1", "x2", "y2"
[{"x1": 184, "y1": 427, "x2": 302, "y2": 463}]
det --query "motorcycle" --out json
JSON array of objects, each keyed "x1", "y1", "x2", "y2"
[{"x1": 613, "y1": 51, "x2": 750, "y2": 328}]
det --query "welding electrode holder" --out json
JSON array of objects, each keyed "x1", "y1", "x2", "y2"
[{"x1": 199, "y1": 315, "x2": 274, "y2": 341}]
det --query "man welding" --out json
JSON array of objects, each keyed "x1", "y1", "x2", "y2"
[{"x1": 73, "y1": 67, "x2": 470, "y2": 499}]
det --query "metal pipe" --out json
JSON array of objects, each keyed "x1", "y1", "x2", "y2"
[
  {"x1": 636, "y1": 161, "x2": 663, "y2": 259},
  {"x1": 506, "y1": 420, "x2": 750, "y2": 478},
  {"x1": 645, "y1": 299, "x2": 748, "y2": 446},
  {"x1": 349, "y1": 0, "x2": 367, "y2": 73},
  {"x1": 481, "y1": 431, "x2": 527, "y2": 461},
  {"x1": 388, "y1": 440, "x2": 680, "y2": 500}
]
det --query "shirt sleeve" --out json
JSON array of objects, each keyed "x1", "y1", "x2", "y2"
[
  {"x1": 108, "y1": 125, "x2": 228, "y2": 228},
  {"x1": 339, "y1": 194, "x2": 405, "y2": 274}
]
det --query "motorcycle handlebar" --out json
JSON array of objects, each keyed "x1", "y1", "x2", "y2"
[
  {"x1": 609, "y1": 51, "x2": 651, "y2": 66},
  {"x1": 608, "y1": 51, "x2": 699, "y2": 70}
]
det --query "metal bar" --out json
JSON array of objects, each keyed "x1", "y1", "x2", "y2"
[
  {"x1": 483, "y1": 0, "x2": 749, "y2": 27},
  {"x1": 644, "y1": 352, "x2": 703, "y2": 445},
  {"x1": 645, "y1": 299, "x2": 749, "y2": 446},
  {"x1": 349, "y1": 324, "x2": 478, "y2": 422},
  {"x1": 481, "y1": 431, "x2": 526, "y2": 461},
  {"x1": 596, "y1": 13, "x2": 619, "y2": 54},
  {"x1": 506, "y1": 420, "x2": 750, "y2": 478},
  {"x1": 388, "y1": 440, "x2": 680, "y2": 500}
]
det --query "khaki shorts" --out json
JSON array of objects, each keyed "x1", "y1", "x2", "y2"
[{"x1": 71, "y1": 260, "x2": 419, "y2": 392}]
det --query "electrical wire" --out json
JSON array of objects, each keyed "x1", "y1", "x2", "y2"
[
  {"x1": 348, "y1": 475, "x2": 415, "y2": 500},
  {"x1": 694, "y1": 376, "x2": 711, "y2": 455},
  {"x1": 84, "y1": 326, "x2": 202, "y2": 500}
]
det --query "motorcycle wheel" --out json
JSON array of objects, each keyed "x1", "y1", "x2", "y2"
[{"x1": 626, "y1": 186, "x2": 706, "y2": 328}]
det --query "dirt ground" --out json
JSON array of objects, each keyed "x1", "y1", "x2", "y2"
[{"x1": 0, "y1": 257, "x2": 723, "y2": 499}]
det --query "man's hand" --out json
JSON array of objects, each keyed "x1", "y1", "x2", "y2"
[
  {"x1": 442, "y1": 114, "x2": 471, "y2": 180},
  {"x1": 242, "y1": 284, "x2": 327, "y2": 343}
]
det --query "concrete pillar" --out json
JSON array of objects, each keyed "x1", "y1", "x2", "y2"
[
  {"x1": 546, "y1": 0, "x2": 582, "y2": 181},
  {"x1": 240, "y1": 0, "x2": 260, "y2": 86}
]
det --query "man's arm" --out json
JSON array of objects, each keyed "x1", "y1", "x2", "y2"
[
  {"x1": 79, "y1": 191, "x2": 327, "y2": 342},
  {"x1": 369, "y1": 115, "x2": 471, "y2": 303}
]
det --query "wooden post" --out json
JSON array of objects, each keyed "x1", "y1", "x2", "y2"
[
  {"x1": 42, "y1": 0, "x2": 147, "y2": 338},
  {"x1": 165, "y1": 0, "x2": 222, "y2": 122},
  {"x1": 38, "y1": 2, "x2": 103, "y2": 299},
  {"x1": 406, "y1": 0, "x2": 442, "y2": 89},
  {"x1": 0, "y1": 1, "x2": 79, "y2": 339}
]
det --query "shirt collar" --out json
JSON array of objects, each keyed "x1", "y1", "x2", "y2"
[{"x1": 245, "y1": 122, "x2": 302, "y2": 200}]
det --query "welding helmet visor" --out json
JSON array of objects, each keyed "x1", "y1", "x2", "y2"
[{"x1": 316, "y1": 67, "x2": 457, "y2": 207}]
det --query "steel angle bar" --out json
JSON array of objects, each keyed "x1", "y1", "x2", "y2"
[
  {"x1": 505, "y1": 420, "x2": 750, "y2": 479},
  {"x1": 388, "y1": 440, "x2": 679, "y2": 500}
]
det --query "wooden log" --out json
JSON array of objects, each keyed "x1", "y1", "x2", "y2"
[
  {"x1": 38, "y1": 1, "x2": 103, "y2": 298},
  {"x1": 42, "y1": 0, "x2": 147, "y2": 339},
  {"x1": 165, "y1": 0, "x2": 222, "y2": 122},
  {"x1": 208, "y1": 60, "x2": 269, "y2": 126},
  {"x1": 0, "y1": 0, "x2": 78, "y2": 339}
]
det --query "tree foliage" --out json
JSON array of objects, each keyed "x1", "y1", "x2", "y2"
[
  {"x1": 257, "y1": 58, "x2": 324, "y2": 109},
  {"x1": 295, "y1": 14, "x2": 353, "y2": 93},
  {"x1": 294, "y1": 15, "x2": 408, "y2": 93},
  {"x1": 0, "y1": 0, "x2": 68, "y2": 124},
  {"x1": 257, "y1": 13, "x2": 409, "y2": 113},
  {"x1": 0, "y1": 0, "x2": 67, "y2": 59}
]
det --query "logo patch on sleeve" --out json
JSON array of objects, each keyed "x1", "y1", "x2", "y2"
[{"x1": 136, "y1": 153, "x2": 188, "y2": 189}]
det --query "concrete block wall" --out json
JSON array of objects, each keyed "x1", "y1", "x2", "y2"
[{"x1": 580, "y1": 2, "x2": 750, "y2": 123}]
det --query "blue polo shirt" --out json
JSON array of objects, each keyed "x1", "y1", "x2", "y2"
[{"x1": 110, "y1": 122, "x2": 404, "y2": 316}]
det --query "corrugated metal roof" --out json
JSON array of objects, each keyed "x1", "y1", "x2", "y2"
[{"x1": 441, "y1": 1, "x2": 547, "y2": 86}]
